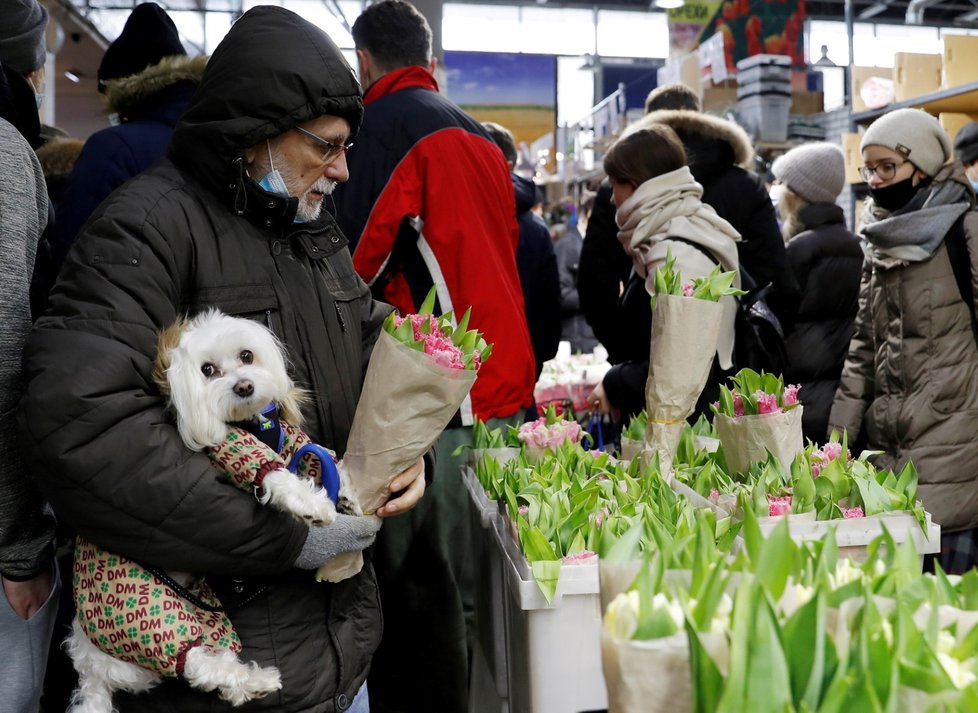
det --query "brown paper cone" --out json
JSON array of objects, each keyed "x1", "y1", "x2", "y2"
[
  {"x1": 714, "y1": 407, "x2": 804, "y2": 475},
  {"x1": 316, "y1": 330, "x2": 478, "y2": 582},
  {"x1": 346, "y1": 330, "x2": 477, "y2": 513},
  {"x1": 644, "y1": 295, "x2": 723, "y2": 471}
]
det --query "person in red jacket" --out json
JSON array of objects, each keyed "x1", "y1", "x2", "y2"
[{"x1": 331, "y1": 2, "x2": 536, "y2": 710}]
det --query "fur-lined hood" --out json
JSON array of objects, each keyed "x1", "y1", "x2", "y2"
[
  {"x1": 623, "y1": 109, "x2": 755, "y2": 170},
  {"x1": 103, "y1": 54, "x2": 208, "y2": 117}
]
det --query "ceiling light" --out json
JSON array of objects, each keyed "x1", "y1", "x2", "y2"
[
  {"x1": 858, "y1": 2, "x2": 889, "y2": 19},
  {"x1": 959, "y1": 8, "x2": 978, "y2": 21},
  {"x1": 63, "y1": 70, "x2": 80, "y2": 83},
  {"x1": 654, "y1": 0, "x2": 685, "y2": 8}
]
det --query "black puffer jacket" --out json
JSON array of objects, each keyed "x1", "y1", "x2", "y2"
[
  {"x1": 780, "y1": 203, "x2": 863, "y2": 443},
  {"x1": 19, "y1": 8, "x2": 384, "y2": 712}
]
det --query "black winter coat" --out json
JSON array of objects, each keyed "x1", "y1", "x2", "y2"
[
  {"x1": 780, "y1": 203, "x2": 863, "y2": 443},
  {"x1": 514, "y1": 173, "x2": 561, "y2": 377},
  {"x1": 19, "y1": 8, "x2": 383, "y2": 712}
]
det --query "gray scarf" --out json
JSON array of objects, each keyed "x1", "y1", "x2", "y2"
[{"x1": 861, "y1": 164, "x2": 972, "y2": 263}]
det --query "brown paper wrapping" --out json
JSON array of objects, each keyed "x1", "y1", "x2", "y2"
[
  {"x1": 645, "y1": 295, "x2": 723, "y2": 475},
  {"x1": 601, "y1": 629, "x2": 728, "y2": 713},
  {"x1": 714, "y1": 407, "x2": 804, "y2": 476},
  {"x1": 316, "y1": 329, "x2": 477, "y2": 582}
]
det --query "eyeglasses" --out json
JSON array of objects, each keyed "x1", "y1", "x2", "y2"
[
  {"x1": 858, "y1": 159, "x2": 909, "y2": 183},
  {"x1": 293, "y1": 126, "x2": 354, "y2": 164}
]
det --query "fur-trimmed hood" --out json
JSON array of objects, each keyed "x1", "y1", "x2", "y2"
[
  {"x1": 103, "y1": 54, "x2": 207, "y2": 118},
  {"x1": 623, "y1": 109, "x2": 755, "y2": 177}
]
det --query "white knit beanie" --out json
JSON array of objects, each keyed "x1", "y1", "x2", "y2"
[
  {"x1": 771, "y1": 142, "x2": 845, "y2": 204},
  {"x1": 860, "y1": 108, "x2": 951, "y2": 177}
]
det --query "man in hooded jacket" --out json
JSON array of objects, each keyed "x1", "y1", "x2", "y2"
[{"x1": 18, "y1": 8, "x2": 426, "y2": 712}]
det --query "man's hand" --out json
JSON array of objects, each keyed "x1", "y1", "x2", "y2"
[
  {"x1": 376, "y1": 456, "x2": 426, "y2": 517},
  {"x1": 2, "y1": 569, "x2": 53, "y2": 620}
]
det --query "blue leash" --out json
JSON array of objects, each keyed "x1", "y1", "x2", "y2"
[{"x1": 288, "y1": 443, "x2": 341, "y2": 504}]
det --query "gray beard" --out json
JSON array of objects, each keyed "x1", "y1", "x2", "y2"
[{"x1": 296, "y1": 178, "x2": 337, "y2": 221}]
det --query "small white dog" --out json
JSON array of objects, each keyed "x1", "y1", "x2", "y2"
[{"x1": 66, "y1": 310, "x2": 358, "y2": 712}]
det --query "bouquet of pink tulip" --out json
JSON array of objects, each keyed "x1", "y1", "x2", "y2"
[
  {"x1": 518, "y1": 403, "x2": 587, "y2": 453},
  {"x1": 317, "y1": 288, "x2": 490, "y2": 582},
  {"x1": 645, "y1": 249, "x2": 743, "y2": 476},
  {"x1": 710, "y1": 368, "x2": 804, "y2": 476}
]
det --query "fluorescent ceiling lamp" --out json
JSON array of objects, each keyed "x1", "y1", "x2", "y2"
[
  {"x1": 654, "y1": 0, "x2": 685, "y2": 8},
  {"x1": 959, "y1": 8, "x2": 978, "y2": 21}
]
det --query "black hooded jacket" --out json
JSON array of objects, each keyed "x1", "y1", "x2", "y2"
[
  {"x1": 778, "y1": 203, "x2": 863, "y2": 443},
  {"x1": 19, "y1": 8, "x2": 384, "y2": 712}
]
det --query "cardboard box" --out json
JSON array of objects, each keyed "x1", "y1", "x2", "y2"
[
  {"x1": 943, "y1": 34, "x2": 978, "y2": 90},
  {"x1": 850, "y1": 66, "x2": 893, "y2": 114},
  {"x1": 791, "y1": 90, "x2": 824, "y2": 115},
  {"x1": 702, "y1": 84, "x2": 737, "y2": 112},
  {"x1": 894, "y1": 52, "x2": 942, "y2": 102},
  {"x1": 842, "y1": 131, "x2": 865, "y2": 184},
  {"x1": 941, "y1": 113, "x2": 978, "y2": 152}
]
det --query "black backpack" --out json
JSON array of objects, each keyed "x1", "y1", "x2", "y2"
[{"x1": 669, "y1": 238, "x2": 790, "y2": 376}]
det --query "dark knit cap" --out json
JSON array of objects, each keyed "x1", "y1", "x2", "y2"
[
  {"x1": 0, "y1": 0, "x2": 49, "y2": 75},
  {"x1": 97, "y1": 2, "x2": 185, "y2": 93},
  {"x1": 954, "y1": 121, "x2": 978, "y2": 166}
]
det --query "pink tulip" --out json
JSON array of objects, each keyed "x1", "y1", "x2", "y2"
[
  {"x1": 682, "y1": 282, "x2": 694, "y2": 297},
  {"x1": 822, "y1": 442, "x2": 843, "y2": 461},
  {"x1": 733, "y1": 393, "x2": 745, "y2": 417},
  {"x1": 784, "y1": 384, "x2": 801, "y2": 406},
  {"x1": 756, "y1": 391, "x2": 779, "y2": 415},
  {"x1": 709, "y1": 488, "x2": 720, "y2": 502},
  {"x1": 811, "y1": 462, "x2": 823, "y2": 479},
  {"x1": 518, "y1": 505, "x2": 529, "y2": 517},
  {"x1": 768, "y1": 494, "x2": 792, "y2": 517},
  {"x1": 842, "y1": 507, "x2": 865, "y2": 519},
  {"x1": 563, "y1": 550, "x2": 597, "y2": 565}
]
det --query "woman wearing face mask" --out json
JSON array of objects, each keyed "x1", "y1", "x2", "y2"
[{"x1": 829, "y1": 108, "x2": 978, "y2": 574}]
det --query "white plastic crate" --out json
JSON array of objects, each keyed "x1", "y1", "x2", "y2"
[
  {"x1": 492, "y1": 514, "x2": 606, "y2": 713},
  {"x1": 463, "y1": 467, "x2": 509, "y2": 705},
  {"x1": 737, "y1": 93, "x2": 791, "y2": 142}
]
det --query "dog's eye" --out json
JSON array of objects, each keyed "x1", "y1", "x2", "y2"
[
  {"x1": 239, "y1": 350, "x2": 253, "y2": 365},
  {"x1": 201, "y1": 363, "x2": 216, "y2": 378}
]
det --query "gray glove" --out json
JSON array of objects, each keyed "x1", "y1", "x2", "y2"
[{"x1": 294, "y1": 514, "x2": 383, "y2": 569}]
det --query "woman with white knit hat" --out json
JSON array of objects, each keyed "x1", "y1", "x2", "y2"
[
  {"x1": 828, "y1": 108, "x2": 978, "y2": 573},
  {"x1": 771, "y1": 142, "x2": 863, "y2": 445}
]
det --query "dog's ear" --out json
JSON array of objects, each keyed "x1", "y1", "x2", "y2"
[
  {"x1": 280, "y1": 387, "x2": 308, "y2": 428},
  {"x1": 153, "y1": 317, "x2": 188, "y2": 396}
]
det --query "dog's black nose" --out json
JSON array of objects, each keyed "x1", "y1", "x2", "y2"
[{"x1": 234, "y1": 380, "x2": 254, "y2": 398}]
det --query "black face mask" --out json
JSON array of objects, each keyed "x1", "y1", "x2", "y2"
[{"x1": 868, "y1": 175, "x2": 924, "y2": 213}]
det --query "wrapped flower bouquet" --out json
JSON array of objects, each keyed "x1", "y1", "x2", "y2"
[{"x1": 317, "y1": 288, "x2": 491, "y2": 582}]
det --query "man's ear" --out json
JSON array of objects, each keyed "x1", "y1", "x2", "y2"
[
  {"x1": 243, "y1": 144, "x2": 259, "y2": 166},
  {"x1": 428, "y1": 56, "x2": 437, "y2": 75},
  {"x1": 356, "y1": 49, "x2": 372, "y2": 86}
]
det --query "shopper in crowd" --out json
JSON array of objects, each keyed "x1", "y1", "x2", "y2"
[
  {"x1": 588, "y1": 124, "x2": 740, "y2": 421},
  {"x1": 51, "y1": 2, "x2": 206, "y2": 280},
  {"x1": 579, "y1": 82, "x2": 792, "y2": 364},
  {"x1": 954, "y1": 120, "x2": 978, "y2": 195},
  {"x1": 0, "y1": 0, "x2": 47, "y2": 149},
  {"x1": 332, "y1": 3, "x2": 535, "y2": 709},
  {"x1": 770, "y1": 142, "x2": 862, "y2": 444},
  {"x1": 552, "y1": 217, "x2": 599, "y2": 354},
  {"x1": 829, "y1": 108, "x2": 978, "y2": 574},
  {"x1": 482, "y1": 120, "x2": 561, "y2": 382},
  {"x1": 0, "y1": 66, "x2": 59, "y2": 713},
  {"x1": 18, "y1": 8, "x2": 427, "y2": 711}
]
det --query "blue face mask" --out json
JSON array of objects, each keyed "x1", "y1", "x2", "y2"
[
  {"x1": 258, "y1": 140, "x2": 289, "y2": 197},
  {"x1": 971, "y1": 179, "x2": 978, "y2": 193}
]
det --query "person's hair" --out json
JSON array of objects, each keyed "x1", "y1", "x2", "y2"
[
  {"x1": 644, "y1": 83, "x2": 701, "y2": 114},
  {"x1": 482, "y1": 121, "x2": 517, "y2": 167},
  {"x1": 603, "y1": 124, "x2": 687, "y2": 187},
  {"x1": 778, "y1": 186, "x2": 809, "y2": 242},
  {"x1": 352, "y1": 0, "x2": 431, "y2": 72}
]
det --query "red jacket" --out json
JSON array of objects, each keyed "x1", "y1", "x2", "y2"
[{"x1": 335, "y1": 67, "x2": 534, "y2": 423}]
